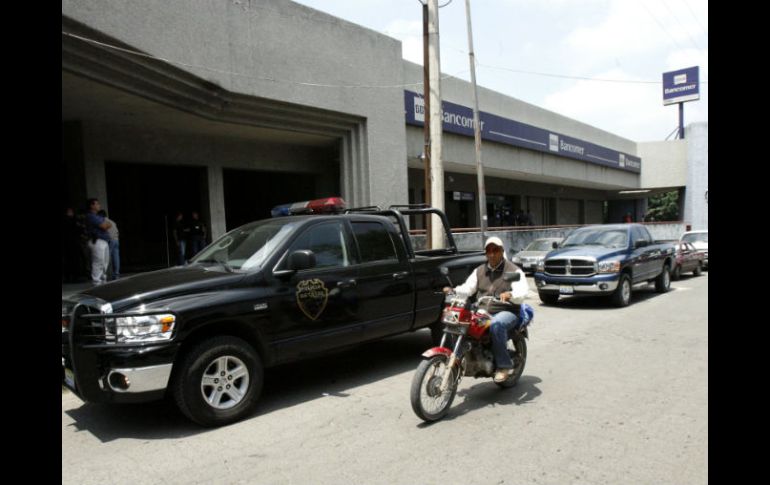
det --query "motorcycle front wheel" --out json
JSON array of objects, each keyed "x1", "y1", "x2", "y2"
[{"x1": 410, "y1": 354, "x2": 459, "y2": 422}]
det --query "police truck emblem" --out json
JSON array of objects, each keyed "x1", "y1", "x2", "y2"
[{"x1": 296, "y1": 279, "x2": 329, "y2": 321}]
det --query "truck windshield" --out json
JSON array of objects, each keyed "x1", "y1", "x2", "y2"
[
  {"x1": 525, "y1": 239, "x2": 559, "y2": 251},
  {"x1": 190, "y1": 219, "x2": 300, "y2": 271},
  {"x1": 561, "y1": 228, "x2": 628, "y2": 248},
  {"x1": 681, "y1": 232, "x2": 708, "y2": 243}
]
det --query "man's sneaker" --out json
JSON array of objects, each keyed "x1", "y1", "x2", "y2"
[{"x1": 493, "y1": 369, "x2": 512, "y2": 383}]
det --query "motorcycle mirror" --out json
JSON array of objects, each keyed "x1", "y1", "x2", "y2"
[
  {"x1": 438, "y1": 266, "x2": 454, "y2": 288},
  {"x1": 503, "y1": 271, "x2": 521, "y2": 282}
]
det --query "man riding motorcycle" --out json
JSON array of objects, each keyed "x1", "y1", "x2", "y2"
[{"x1": 443, "y1": 236, "x2": 529, "y2": 383}]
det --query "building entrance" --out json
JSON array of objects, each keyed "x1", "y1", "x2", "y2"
[{"x1": 105, "y1": 162, "x2": 208, "y2": 272}]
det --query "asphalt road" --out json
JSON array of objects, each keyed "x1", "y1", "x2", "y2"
[{"x1": 62, "y1": 272, "x2": 708, "y2": 485}]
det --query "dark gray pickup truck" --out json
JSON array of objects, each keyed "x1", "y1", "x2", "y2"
[
  {"x1": 534, "y1": 224, "x2": 676, "y2": 307},
  {"x1": 62, "y1": 203, "x2": 485, "y2": 427}
]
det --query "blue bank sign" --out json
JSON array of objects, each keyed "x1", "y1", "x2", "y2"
[
  {"x1": 662, "y1": 66, "x2": 700, "y2": 105},
  {"x1": 404, "y1": 91, "x2": 641, "y2": 173}
]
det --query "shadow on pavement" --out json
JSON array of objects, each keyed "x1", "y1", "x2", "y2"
[
  {"x1": 416, "y1": 375, "x2": 543, "y2": 427},
  {"x1": 64, "y1": 329, "x2": 434, "y2": 441}
]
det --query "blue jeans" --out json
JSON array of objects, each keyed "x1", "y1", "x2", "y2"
[
  {"x1": 490, "y1": 311, "x2": 519, "y2": 369},
  {"x1": 108, "y1": 239, "x2": 120, "y2": 279},
  {"x1": 177, "y1": 240, "x2": 187, "y2": 266}
]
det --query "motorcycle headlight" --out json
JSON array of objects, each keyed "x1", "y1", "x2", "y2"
[
  {"x1": 597, "y1": 260, "x2": 621, "y2": 274},
  {"x1": 106, "y1": 313, "x2": 176, "y2": 343}
]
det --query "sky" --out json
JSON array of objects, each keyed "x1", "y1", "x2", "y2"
[{"x1": 291, "y1": 0, "x2": 708, "y2": 142}]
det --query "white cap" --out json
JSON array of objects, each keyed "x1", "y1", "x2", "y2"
[{"x1": 484, "y1": 236, "x2": 504, "y2": 249}]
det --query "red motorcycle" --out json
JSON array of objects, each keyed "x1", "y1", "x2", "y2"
[{"x1": 410, "y1": 270, "x2": 531, "y2": 422}]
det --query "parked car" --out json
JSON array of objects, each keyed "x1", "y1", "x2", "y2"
[
  {"x1": 680, "y1": 230, "x2": 708, "y2": 269},
  {"x1": 511, "y1": 237, "x2": 562, "y2": 274},
  {"x1": 671, "y1": 241, "x2": 704, "y2": 280}
]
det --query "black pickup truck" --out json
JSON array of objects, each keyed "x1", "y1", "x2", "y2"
[
  {"x1": 533, "y1": 223, "x2": 676, "y2": 307},
  {"x1": 61, "y1": 203, "x2": 485, "y2": 426}
]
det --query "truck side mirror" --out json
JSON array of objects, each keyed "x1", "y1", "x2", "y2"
[
  {"x1": 288, "y1": 250, "x2": 316, "y2": 271},
  {"x1": 552, "y1": 241, "x2": 559, "y2": 249},
  {"x1": 503, "y1": 271, "x2": 521, "y2": 282},
  {"x1": 634, "y1": 240, "x2": 649, "y2": 249}
]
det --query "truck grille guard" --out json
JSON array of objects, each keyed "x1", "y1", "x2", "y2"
[{"x1": 543, "y1": 258, "x2": 597, "y2": 277}]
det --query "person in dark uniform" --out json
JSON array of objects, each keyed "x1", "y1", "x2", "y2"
[{"x1": 187, "y1": 211, "x2": 208, "y2": 257}]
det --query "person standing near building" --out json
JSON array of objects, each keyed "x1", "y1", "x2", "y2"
[
  {"x1": 85, "y1": 198, "x2": 111, "y2": 285},
  {"x1": 172, "y1": 212, "x2": 189, "y2": 265},
  {"x1": 187, "y1": 211, "x2": 207, "y2": 257},
  {"x1": 98, "y1": 209, "x2": 121, "y2": 280}
]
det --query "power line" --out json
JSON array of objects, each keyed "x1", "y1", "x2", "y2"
[
  {"x1": 639, "y1": 2, "x2": 686, "y2": 52},
  {"x1": 659, "y1": 0, "x2": 702, "y2": 50},
  {"x1": 680, "y1": 0, "x2": 708, "y2": 38}
]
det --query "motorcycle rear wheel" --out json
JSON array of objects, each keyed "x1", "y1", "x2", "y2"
[
  {"x1": 496, "y1": 335, "x2": 527, "y2": 388},
  {"x1": 410, "y1": 354, "x2": 459, "y2": 422}
]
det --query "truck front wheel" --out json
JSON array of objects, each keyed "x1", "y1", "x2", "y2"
[
  {"x1": 611, "y1": 274, "x2": 632, "y2": 307},
  {"x1": 539, "y1": 292, "x2": 559, "y2": 305},
  {"x1": 172, "y1": 336, "x2": 264, "y2": 427}
]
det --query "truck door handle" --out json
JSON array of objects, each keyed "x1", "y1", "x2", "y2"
[
  {"x1": 337, "y1": 279, "x2": 357, "y2": 289},
  {"x1": 392, "y1": 271, "x2": 409, "y2": 280}
]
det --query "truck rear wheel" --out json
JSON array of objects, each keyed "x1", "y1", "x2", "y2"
[
  {"x1": 172, "y1": 336, "x2": 263, "y2": 427},
  {"x1": 655, "y1": 264, "x2": 671, "y2": 293}
]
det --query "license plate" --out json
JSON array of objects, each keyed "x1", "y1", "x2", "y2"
[
  {"x1": 559, "y1": 285, "x2": 574, "y2": 295},
  {"x1": 64, "y1": 368, "x2": 76, "y2": 389}
]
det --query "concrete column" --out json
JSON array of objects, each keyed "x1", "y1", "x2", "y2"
[
  {"x1": 207, "y1": 165, "x2": 227, "y2": 239},
  {"x1": 81, "y1": 122, "x2": 108, "y2": 211}
]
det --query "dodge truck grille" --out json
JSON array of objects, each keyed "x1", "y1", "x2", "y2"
[{"x1": 544, "y1": 258, "x2": 597, "y2": 277}]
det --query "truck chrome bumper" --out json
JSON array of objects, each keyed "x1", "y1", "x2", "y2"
[
  {"x1": 537, "y1": 279, "x2": 619, "y2": 294},
  {"x1": 104, "y1": 364, "x2": 173, "y2": 394}
]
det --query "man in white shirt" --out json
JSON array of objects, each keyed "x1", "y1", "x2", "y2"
[{"x1": 443, "y1": 236, "x2": 529, "y2": 382}]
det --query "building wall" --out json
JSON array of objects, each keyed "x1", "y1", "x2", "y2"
[
  {"x1": 638, "y1": 139, "x2": 688, "y2": 188},
  {"x1": 684, "y1": 123, "x2": 708, "y2": 230},
  {"x1": 403, "y1": 62, "x2": 640, "y2": 190},
  {"x1": 62, "y1": 0, "x2": 409, "y2": 209}
]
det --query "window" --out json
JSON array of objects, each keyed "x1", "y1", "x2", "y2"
[
  {"x1": 288, "y1": 222, "x2": 350, "y2": 270},
  {"x1": 351, "y1": 222, "x2": 398, "y2": 263}
]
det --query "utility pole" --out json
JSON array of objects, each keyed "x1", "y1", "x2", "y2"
[
  {"x1": 427, "y1": 0, "x2": 445, "y2": 248},
  {"x1": 421, "y1": 1, "x2": 432, "y2": 248},
  {"x1": 464, "y1": 0, "x2": 487, "y2": 239}
]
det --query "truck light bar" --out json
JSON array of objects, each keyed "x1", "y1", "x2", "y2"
[{"x1": 270, "y1": 197, "x2": 346, "y2": 217}]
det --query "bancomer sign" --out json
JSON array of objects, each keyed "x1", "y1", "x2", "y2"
[
  {"x1": 662, "y1": 66, "x2": 700, "y2": 105},
  {"x1": 404, "y1": 91, "x2": 641, "y2": 173}
]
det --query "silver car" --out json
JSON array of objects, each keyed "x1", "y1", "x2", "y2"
[
  {"x1": 511, "y1": 237, "x2": 563, "y2": 273},
  {"x1": 680, "y1": 230, "x2": 708, "y2": 268}
]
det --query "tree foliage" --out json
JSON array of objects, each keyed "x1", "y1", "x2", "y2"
[{"x1": 645, "y1": 191, "x2": 679, "y2": 221}]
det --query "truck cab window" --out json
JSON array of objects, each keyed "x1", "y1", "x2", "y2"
[
  {"x1": 351, "y1": 222, "x2": 398, "y2": 263},
  {"x1": 288, "y1": 221, "x2": 350, "y2": 269}
]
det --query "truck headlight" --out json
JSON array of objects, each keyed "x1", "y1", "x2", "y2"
[
  {"x1": 597, "y1": 261, "x2": 621, "y2": 274},
  {"x1": 536, "y1": 261, "x2": 545, "y2": 272},
  {"x1": 107, "y1": 313, "x2": 176, "y2": 343},
  {"x1": 512, "y1": 256, "x2": 522, "y2": 264}
]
